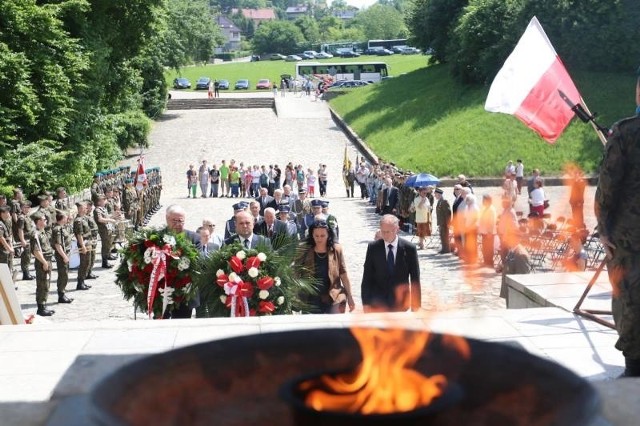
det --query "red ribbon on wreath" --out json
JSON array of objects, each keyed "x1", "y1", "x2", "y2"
[
  {"x1": 147, "y1": 244, "x2": 177, "y2": 318},
  {"x1": 224, "y1": 281, "x2": 254, "y2": 317}
]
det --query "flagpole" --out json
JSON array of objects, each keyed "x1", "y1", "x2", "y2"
[{"x1": 579, "y1": 99, "x2": 608, "y2": 146}]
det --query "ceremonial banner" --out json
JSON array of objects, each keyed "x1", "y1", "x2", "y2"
[
  {"x1": 485, "y1": 17, "x2": 581, "y2": 143},
  {"x1": 135, "y1": 155, "x2": 147, "y2": 192}
]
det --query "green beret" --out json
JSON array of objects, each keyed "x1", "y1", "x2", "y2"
[{"x1": 37, "y1": 194, "x2": 49, "y2": 202}]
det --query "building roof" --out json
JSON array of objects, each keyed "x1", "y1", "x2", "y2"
[
  {"x1": 286, "y1": 6, "x2": 308, "y2": 13},
  {"x1": 235, "y1": 8, "x2": 276, "y2": 20}
]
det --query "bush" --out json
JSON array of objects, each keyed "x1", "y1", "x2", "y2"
[{"x1": 109, "y1": 111, "x2": 151, "y2": 151}]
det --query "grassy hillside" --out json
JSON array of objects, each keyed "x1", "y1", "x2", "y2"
[
  {"x1": 165, "y1": 54, "x2": 428, "y2": 91},
  {"x1": 330, "y1": 64, "x2": 635, "y2": 177}
]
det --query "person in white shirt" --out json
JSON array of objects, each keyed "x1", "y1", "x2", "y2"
[
  {"x1": 410, "y1": 187, "x2": 432, "y2": 249},
  {"x1": 515, "y1": 159, "x2": 525, "y2": 194}
]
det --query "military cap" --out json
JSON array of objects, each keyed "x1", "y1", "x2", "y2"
[
  {"x1": 37, "y1": 194, "x2": 49, "y2": 202},
  {"x1": 125, "y1": 178, "x2": 133, "y2": 184},
  {"x1": 0, "y1": 206, "x2": 10, "y2": 214},
  {"x1": 38, "y1": 189, "x2": 51, "y2": 197},
  {"x1": 56, "y1": 187, "x2": 66, "y2": 194},
  {"x1": 435, "y1": 188, "x2": 443, "y2": 194},
  {"x1": 278, "y1": 205, "x2": 291, "y2": 213},
  {"x1": 20, "y1": 200, "x2": 32, "y2": 208},
  {"x1": 94, "y1": 172, "x2": 102, "y2": 178},
  {"x1": 96, "y1": 194, "x2": 107, "y2": 201},
  {"x1": 232, "y1": 202, "x2": 246, "y2": 212},
  {"x1": 298, "y1": 188, "x2": 307, "y2": 194},
  {"x1": 311, "y1": 199, "x2": 323, "y2": 208},
  {"x1": 31, "y1": 212, "x2": 45, "y2": 222},
  {"x1": 321, "y1": 201, "x2": 329, "y2": 208}
]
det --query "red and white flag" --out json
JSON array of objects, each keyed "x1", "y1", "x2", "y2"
[
  {"x1": 135, "y1": 155, "x2": 147, "y2": 191},
  {"x1": 485, "y1": 17, "x2": 581, "y2": 143}
]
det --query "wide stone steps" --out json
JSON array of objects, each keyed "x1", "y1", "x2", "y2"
[{"x1": 166, "y1": 97, "x2": 275, "y2": 110}]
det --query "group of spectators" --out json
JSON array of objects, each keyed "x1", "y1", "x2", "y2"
[{"x1": 186, "y1": 160, "x2": 329, "y2": 199}]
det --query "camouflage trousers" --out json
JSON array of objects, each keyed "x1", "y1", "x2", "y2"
[
  {"x1": 609, "y1": 245, "x2": 640, "y2": 359},
  {"x1": 87, "y1": 240, "x2": 96, "y2": 276},
  {"x1": 20, "y1": 243, "x2": 32, "y2": 273},
  {"x1": 0, "y1": 251, "x2": 14, "y2": 278},
  {"x1": 99, "y1": 227, "x2": 112, "y2": 259},
  {"x1": 35, "y1": 258, "x2": 52, "y2": 304},
  {"x1": 55, "y1": 253, "x2": 69, "y2": 294}
]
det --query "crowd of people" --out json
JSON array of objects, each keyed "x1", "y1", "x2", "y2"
[{"x1": 0, "y1": 165, "x2": 162, "y2": 316}]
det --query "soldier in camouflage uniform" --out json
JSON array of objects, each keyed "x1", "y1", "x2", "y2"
[
  {"x1": 84, "y1": 200, "x2": 99, "y2": 280},
  {"x1": 54, "y1": 187, "x2": 71, "y2": 212},
  {"x1": 94, "y1": 195, "x2": 117, "y2": 268},
  {"x1": 0, "y1": 206, "x2": 15, "y2": 281},
  {"x1": 122, "y1": 178, "x2": 138, "y2": 226},
  {"x1": 51, "y1": 211, "x2": 74, "y2": 303},
  {"x1": 30, "y1": 212, "x2": 55, "y2": 316},
  {"x1": 15, "y1": 201, "x2": 35, "y2": 281},
  {"x1": 73, "y1": 202, "x2": 92, "y2": 290},
  {"x1": 36, "y1": 194, "x2": 54, "y2": 239},
  {"x1": 91, "y1": 173, "x2": 103, "y2": 204},
  {"x1": 595, "y1": 78, "x2": 640, "y2": 377}
]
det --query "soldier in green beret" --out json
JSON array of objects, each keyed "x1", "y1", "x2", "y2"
[
  {"x1": 15, "y1": 201, "x2": 35, "y2": 281},
  {"x1": 51, "y1": 211, "x2": 74, "y2": 303},
  {"x1": 30, "y1": 212, "x2": 55, "y2": 316},
  {"x1": 84, "y1": 200, "x2": 99, "y2": 280},
  {"x1": 73, "y1": 202, "x2": 93, "y2": 290}
]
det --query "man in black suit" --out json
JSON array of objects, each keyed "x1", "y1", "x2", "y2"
[
  {"x1": 256, "y1": 187, "x2": 276, "y2": 216},
  {"x1": 224, "y1": 210, "x2": 272, "y2": 249},
  {"x1": 255, "y1": 207, "x2": 290, "y2": 249},
  {"x1": 194, "y1": 226, "x2": 219, "y2": 318},
  {"x1": 361, "y1": 214, "x2": 421, "y2": 312},
  {"x1": 381, "y1": 178, "x2": 399, "y2": 216}
]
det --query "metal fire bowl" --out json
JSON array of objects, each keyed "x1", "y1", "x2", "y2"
[{"x1": 90, "y1": 328, "x2": 600, "y2": 426}]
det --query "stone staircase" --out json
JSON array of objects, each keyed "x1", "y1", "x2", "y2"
[{"x1": 166, "y1": 97, "x2": 275, "y2": 110}]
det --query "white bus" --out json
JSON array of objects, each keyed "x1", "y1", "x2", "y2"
[
  {"x1": 367, "y1": 38, "x2": 408, "y2": 50},
  {"x1": 295, "y1": 62, "x2": 389, "y2": 83}
]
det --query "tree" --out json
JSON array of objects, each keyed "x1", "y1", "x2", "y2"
[
  {"x1": 406, "y1": 0, "x2": 468, "y2": 64},
  {"x1": 252, "y1": 20, "x2": 305, "y2": 54},
  {"x1": 294, "y1": 16, "x2": 321, "y2": 44},
  {"x1": 352, "y1": 4, "x2": 407, "y2": 40}
]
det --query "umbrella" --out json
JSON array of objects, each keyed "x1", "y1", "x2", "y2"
[{"x1": 404, "y1": 173, "x2": 440, "y2": 188}]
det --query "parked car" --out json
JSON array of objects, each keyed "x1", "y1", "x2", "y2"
[
  {"x1": 217, "y1": 79, "x2": 230, "y2": 90},
  {"x1": 401, "y1": 47, "x2": 421, "y2": 55},
  {"x1": 364, "y1": 47, "x2": 383, "y2": 55},
  {"x1": 285, "y1": 54, "x2": 302, "y2": 62},
  {"x1": 376, "y1": 49, "x2": 394, "y2": 56},
  {"x1": 329, "y1": 80, "x2": 370, "y2": 89},
  {"x1": 256, "y1": 79, "x2": 271, "y2": 90},
  {"x1": 315, "y1": 52, "x2": 333, "y2": 59},
  {"x1": 234, "y1": 79, "x2": 249, "y2": 90},
  {"x1": 336, "y1": 49, "x2": 360, "y2": 58},
  {"x1": 268, "y1": 53, "x2": 286, "y2": 60},
  {"x1": 250, "y1": 55, "x2": 261, "y2": 62},
  {"x1": 195, "y1": 77, "x2": 211, "y2": 90},
  {"x1": 173, "y1": 77, "x2": 191, "y2": 89},
  {"x1": 392, "y1": 45, "x2": 408, "y2": 54},
  {"x1": 300, "y1": 51, "x2": 316, "y2": 60}
]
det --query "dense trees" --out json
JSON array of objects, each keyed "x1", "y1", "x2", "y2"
[
  {"x1": 0, "y1": 0, "x2": 221, "y2": 195},
  {"x1": 252, "y1": 20, "x2": 305, "y2": 54},
  {"x1": 406, "y1": 0, "x2": 640, "y2": 84}
]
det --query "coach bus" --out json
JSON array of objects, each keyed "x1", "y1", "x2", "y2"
[
  {"x1": 367, "y1": 38, "x2": 408, "y2": 50},
  {"x1": 295, "y1": 62, "x2": 389, "y2": 83}
]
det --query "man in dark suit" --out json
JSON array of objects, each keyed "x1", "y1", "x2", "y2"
[
  {"x1": 255, "y1": 187, "x2": 276, "y2": 215},
  {"x1": 194, "y1": 226, "x2": 219, "y2": 318},
  {"x1": 224, "y1": 210, "x2": 272, "y2": 249},
  {"x1": 255, "y1": 207, "x2": 290, "y2": 249},
  {"x1": 381, "y1": 178, "x2": 399, "y2": 216},
  {"x1": 361, "y1": 214, "x2": 421, "y2": 312}
]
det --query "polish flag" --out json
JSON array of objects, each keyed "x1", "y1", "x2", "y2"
[
  {"x1": 485, "y1": 17, "x2": 581, "y2": 143},
  {"x1": 135, "y1": 156, "x2": 147, "y2": 191}
]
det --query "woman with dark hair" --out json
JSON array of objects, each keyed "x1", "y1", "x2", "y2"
[{"x1": 298, "y1": 219, "x2": 356, "y2": 313}]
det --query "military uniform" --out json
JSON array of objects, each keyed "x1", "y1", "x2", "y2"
[
  {"x1": 52, "y1": 219, "x2": 74, "y2": 301},
  {"x1": 595, "y1": 114, "x2": 640, "y2": 375},
  {"x1": 0, "y1": 208, "x2": 14, "y2": 278},
  {"x1": 31, "y1": 213, "x2": 55, "y2": 316},
  {"x1": 85, "y1": 207, "x2": 99, "y2": 278},
  {"x1": 14, "y1": 203, "x2": 35, "y2": 280},
  {"x1": 435, "y1": 190, "x2": 452, "y2": 254},
  {"x1": 94, "y1": 200, "x2": 115, "y2": 267},
  {"x1": 73, "y1": 211, "x2": 93, "y2": 290},
  {"x1": 122, "y1": 180, "x2": 139, "y2": 225}
]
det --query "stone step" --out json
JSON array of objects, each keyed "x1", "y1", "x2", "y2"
[{"x1": 167, "y1": 98, "x2": 274, "y2": 110}]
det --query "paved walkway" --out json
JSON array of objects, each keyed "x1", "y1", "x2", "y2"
[{"x1": 14, "y1": 91, "x2": 598, "y2": 322}]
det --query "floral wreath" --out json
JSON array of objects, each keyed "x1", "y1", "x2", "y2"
[
  {"x1": 196, "y1": 242, "x2": 315, "y2": 317},
  {"x1": 115, "y1": 227, "x2": 200, "y2": 318}
]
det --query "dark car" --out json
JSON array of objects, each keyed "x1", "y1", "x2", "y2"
[
  {"x1": 364, "y1": 47, "x2": 383, "y2": 55},
  {"x1": 234, "y1": 79, "x2": 249, "y2": 90},
  {"x1": 195, "y1": 77, "x2": 211, "y2": 90},
  {"x1": 217, "y1": 79, "x2": 230, "y2": 90},
  {"x1": 376, "y1": 49, "x2": 394, "y2": 56},
  {"x1": 337, "y1": 49, "x2": 360, "y2": 58},
  {"x1": 173, "y1": 77, "x2": 191, "y2": 89}
]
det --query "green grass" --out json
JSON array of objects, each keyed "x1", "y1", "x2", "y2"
[
  {"x1": 164, "y1": 54, "x2": 428, "y2": 91},
  {"x1": 329, "y1": 63, "x2": 635, "y2": 177}
]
